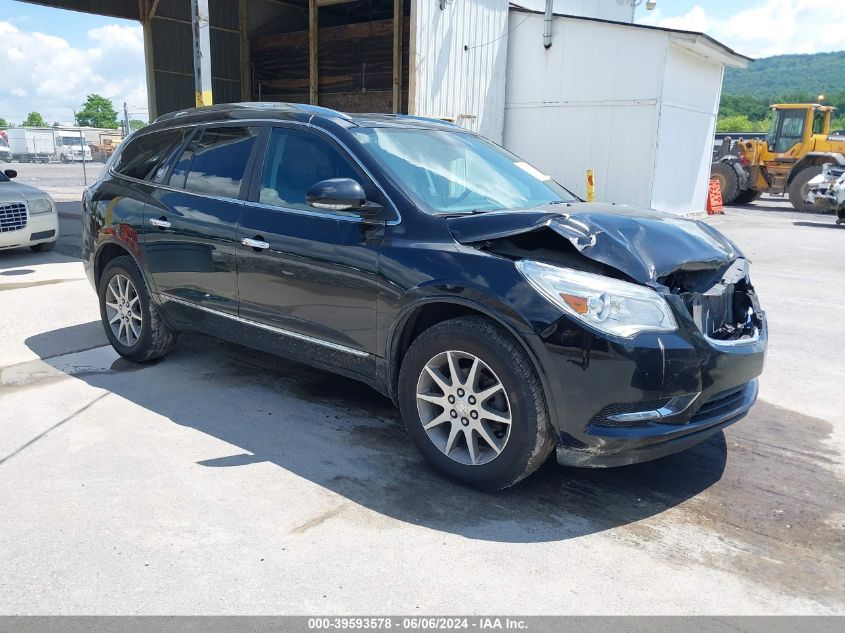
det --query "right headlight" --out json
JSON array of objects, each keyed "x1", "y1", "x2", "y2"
[
  {"x1": 27, "y1": 197, "x2": 54, "y2": 215},
  {"x1": 516, "y1": 259, "x2": 677, "y2": 338}
]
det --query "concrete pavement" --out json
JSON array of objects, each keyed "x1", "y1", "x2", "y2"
[{"x1": 0, "y1": 202, "x2": 842, "y2": 615}]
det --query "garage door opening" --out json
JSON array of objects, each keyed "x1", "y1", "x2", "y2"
[{"x1": 250, "y1": 0, "x2": 410, "y2": 114}]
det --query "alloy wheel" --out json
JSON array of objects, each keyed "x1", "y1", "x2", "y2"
[
  {"x1": 105, "y1": 273, "x2": 143, "y2": 347},
  {"x1": 415, "y1": 350, "x2": 512, "y2": 466}
]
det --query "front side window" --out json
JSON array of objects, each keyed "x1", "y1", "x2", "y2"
[
  {"x1": 351, "y1": 127, "x2": 577, "y2": 215},
  {"x1": 113, "y1": 128, "x2": 186, "y2": 181},
  {"x1": 173, "y1": 126, "x2": 258, "y2": 198},
  {"x1": 258, "y1": 127, "x2": 366, "y2": 211},
  {"x1": 770, "y1": 109, "x2": 806, "y2": 153}
]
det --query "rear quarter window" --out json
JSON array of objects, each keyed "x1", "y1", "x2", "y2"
[{"x1": 112, "y1": 128, "x2": 188, "y2": 181}]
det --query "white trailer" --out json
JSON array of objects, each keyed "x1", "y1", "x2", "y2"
[{"x1": 5, "y1": 128, "x2": 56, "y2": 163}]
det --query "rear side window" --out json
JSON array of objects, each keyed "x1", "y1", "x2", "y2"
[
  {"x1": 112, "y1": 128, "x2": 186, "y2": 181},
  {"x1": 258, "y1": 127, "x2": 367, "y2": 211},
  {"x1": 171, "y1": 126, "x2": 258, "y2": 198}
]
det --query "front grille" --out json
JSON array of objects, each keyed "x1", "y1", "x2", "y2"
[
  {"x1": 0, "y1": 202, "x2": 27, "y2": 233},
  {"x1": 689, "y1": 384, "x2": 748, "y2": 424}
]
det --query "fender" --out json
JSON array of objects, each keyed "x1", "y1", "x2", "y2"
[
  {"x1": 788, "y1": 152, "x2": 845, "y2": 184},
  {"x1": 93, "y1": 236, "x2": 158, "y2": 303},
  {"x1": 384, "y1": 295, "x2": 562, "y2": 435}
]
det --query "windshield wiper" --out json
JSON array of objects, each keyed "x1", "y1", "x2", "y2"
[{"x1": 433, "y1": 209, "x2": 489, "y2": 218}]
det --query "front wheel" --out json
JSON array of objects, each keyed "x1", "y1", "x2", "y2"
[
  {"x1": 30, "y1": 241, "x2": 55, "y2": 252},
  {"x1": 398, "y1": 316, "x2": 555, "y2": 490},
  {"x1": 98, "y1": 256, "x2": 178, "y2": 362},
  {"x1": 789, "y1": 166, "x2": 832, "y2": 212}
]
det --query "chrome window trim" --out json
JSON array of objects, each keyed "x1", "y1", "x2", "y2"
[
  {"x1": 159, "y1": 293, "x2": 370, "y2": 358},
  {"x1": 110, "y1": 117, "x2": 401, "y2": 225}
]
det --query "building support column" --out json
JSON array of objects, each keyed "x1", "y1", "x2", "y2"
[
  {"x1": 239, "y1": 0, "x2": 251, "y2": 101},
  {"x1": 392, "y1": 0, "x2": 402, "y2": 113},
  {"x1": 191, "y1": 0, "x2": 213, "y2": 107},
  {"x1": 140, "y1": 0, "x2": 158, "y2": 120},
  {"x1": 309, "y1": 0, "x2": 318, "y2": 105}
]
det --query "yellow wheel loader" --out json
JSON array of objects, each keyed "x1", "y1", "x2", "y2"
[{"x1": 711, "y1": 104, "x2": 845, "y2": 211}]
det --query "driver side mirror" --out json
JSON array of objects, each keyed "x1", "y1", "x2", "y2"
[
  {"x1": 306, "y1": 178, "x2": 381, "y2": 216},
  {"x1": 4, "y1": 169, "x2": 17, "y2": 179}
]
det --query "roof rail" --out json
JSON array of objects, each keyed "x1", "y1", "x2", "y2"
[{"x1": 153, "y1": 102, "x2": 353, "y2": 124}]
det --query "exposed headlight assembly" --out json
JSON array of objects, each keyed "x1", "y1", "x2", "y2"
[
  {"x1": 516, "y1": 259, "x2": 677, "y2": 338},
  {"x1": 28, "y1": 197, "x2": 55, "y2": 215}
]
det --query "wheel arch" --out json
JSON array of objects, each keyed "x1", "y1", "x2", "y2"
[
  {"x1": 385, "y1": 298, "x2": 557, "y2": 429},
  {"x1": 788, "y1": 153, "x2": 845, "y2": 184},
  {"x1": 93, "y1": 239, "x2": 146, "y2": 290}
]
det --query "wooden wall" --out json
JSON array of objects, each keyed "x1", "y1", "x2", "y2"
[{"x1": 251, "y1": 17, "x2": 410, "y2": 113}]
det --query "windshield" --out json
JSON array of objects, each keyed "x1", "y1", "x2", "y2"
[
  {"x1": 0, "y1": 172, "x2": 8, "y2": 183},
  {"x1": 61, "y1": 137, "x2": 85, "y2": 146},
  {"x1": 351, "y1": 127, "x2": 577, "y2": 214}
]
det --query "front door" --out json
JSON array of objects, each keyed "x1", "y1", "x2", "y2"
[
  {"x1": 236, "y1": 125, "x2": 385, "y2": 376},
  {"x1": 143, "y1": 124, "x2": 261, "y2": 326}
]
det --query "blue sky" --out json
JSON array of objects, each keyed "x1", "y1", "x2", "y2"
[{"x1": 2, "y1": 0, "x2": 844, "y2": 125}]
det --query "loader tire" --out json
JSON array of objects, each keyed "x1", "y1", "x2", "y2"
[
  {"x1": 711, "y1": 162, "x2": 740, "y2": 204},
  {"x1": 734, "y1": 189, "x2": 761, "y2": 204},
  {"x1": 789, "y1": 166, "x2": 832, "y2": 213}
]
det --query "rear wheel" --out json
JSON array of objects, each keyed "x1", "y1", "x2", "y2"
[
  {"x1": 398, "y1": 316, "x2": 555, "y2": 490},
  {"x1": 711, "y1": 162, "x2": 740, "y2": 204},
  {"x1": 98, "y1": 256, "x2": 178, "y2": 362},
  {"x1": 734, "y1": 188, "x2": 761, "y2": 204},
  {"x1": 789, "y1": 166, "x2": 832, "y2": 212}
]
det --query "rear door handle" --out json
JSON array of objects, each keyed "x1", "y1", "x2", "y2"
[
  {"x1": 149, "y1": 217, "x2": 171, "y2": 229},
  {"x1": 242, "y1": 237, "x2": 270, "y2": 250}
]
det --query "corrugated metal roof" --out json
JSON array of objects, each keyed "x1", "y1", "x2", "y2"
[{"x1": 15, "y1": 0, "x2": 140, "y2": 20}]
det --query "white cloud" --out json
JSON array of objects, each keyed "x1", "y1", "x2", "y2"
[
  {"x1": 0, "y1": 20, "x2": 147, "y2": 126},
  {"x1": 638, "y1": 0, "x2": 845, "y2": 58}
]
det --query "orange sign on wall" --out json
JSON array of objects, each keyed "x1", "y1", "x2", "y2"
[{"x1": 707, "y1": 178, "x2": 724, "y2": 215}]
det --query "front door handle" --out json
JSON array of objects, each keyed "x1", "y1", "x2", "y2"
[
  {"x1": 149, "y1": 217, "x2": 171, "y2": 229},
  {"x1": 242, "y1": 237, "x2": 270, "y2": 251}
]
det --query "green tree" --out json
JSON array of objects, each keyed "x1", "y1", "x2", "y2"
[
  {"x1": 75, "y1": 94, "x2": 119, "y2": 129},
  {"x1": 0, "y1": 117, "x2": 7, "y2": 127},
  {"x1": 23, "y1": 111, "x2": 46, "y2": 127},
  {"x1": 129, "y1": 119, "x2": 147, "y2": 131}
]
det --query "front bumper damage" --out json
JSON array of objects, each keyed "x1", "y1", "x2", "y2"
[
  {"x1": 447, "y1": 203, "x2": 767, "y2": 467},
  {"x1": 807, "y1": 163, "x2": 845, "y2": 223}
]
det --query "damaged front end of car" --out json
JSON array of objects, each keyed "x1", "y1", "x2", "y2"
[{"x1": 446, "y1": 203, "x2": 767, "y2": 466}]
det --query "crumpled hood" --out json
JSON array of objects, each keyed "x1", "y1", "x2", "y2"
[{"x1": 445, "y1": 203, "x2": 743, "y2": 285}]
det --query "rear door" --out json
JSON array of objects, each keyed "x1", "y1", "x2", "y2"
[
  {"x1": 142, "y1": 124, "x2": 261, "y2": 326},
  {"x1": 235, "y1": 124, "x2": 386, "y2": 375}
]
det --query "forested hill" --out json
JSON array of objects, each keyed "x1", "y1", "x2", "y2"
[{"x1": 723, "y1": 51, "x2": 845, "y2": 97}]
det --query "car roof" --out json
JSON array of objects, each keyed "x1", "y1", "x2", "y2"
[{"x1": 150, "y1": 102, "x2": 466, "y2": 134}]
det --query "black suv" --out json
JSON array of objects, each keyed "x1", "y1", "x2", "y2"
[{"x1": 82, "y1": 103, "x2": 766, "y2": 489}]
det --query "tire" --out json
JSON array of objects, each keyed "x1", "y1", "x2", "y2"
[
  {"x1": 30, "y1": 241, "x2": 55, "y2": 252},
  {"x1": 734, "y1": 188, "x2": 761, "y2": 204},
  {"x1": 711, "y1": 162, "x2": 740, "y2": 204},
  {"x1": 398, "y1": 316, "x2": 555, "y2": 491},
  {"x1": 789, "y1": 166, "x2": 832, "y2": 213},
  {"x1": 98, "y1": 255, "x2": 178, "y2": 363}
]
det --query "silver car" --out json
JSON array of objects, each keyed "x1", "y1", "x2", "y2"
[{"x1": 0, "y1": 168, "x2": 59, "y2": 252}]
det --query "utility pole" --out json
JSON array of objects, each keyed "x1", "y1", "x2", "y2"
[
  {"x1": 123, "y1": 102, "x2": 131, "y2": 136},
  {"x1": 191, "y1": 0, "x2": 213, "y2": 107}
]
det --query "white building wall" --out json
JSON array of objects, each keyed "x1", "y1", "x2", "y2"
[
  {"x1": 410, "y1": 0, "x2": 510, "y2": 142},
  {"x1": 514, "y1": 0, "x2": 635, "y2": 23},
  {"x1": 503, "y1": 12, "x2": 666, "y2": 206},
  {"x1": 650, "y1": 43, "x2": 725, "y2": 214}
]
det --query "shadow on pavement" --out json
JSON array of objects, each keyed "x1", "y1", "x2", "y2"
[
  {"x1": 793, "y1": 221, "x2": 844, "y2": 229},
  {"x1": 24, "y1": 324, "x2": 729, "y2": 544}
]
